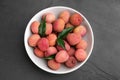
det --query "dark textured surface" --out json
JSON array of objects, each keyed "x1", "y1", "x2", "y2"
[{"x1": 0, "y1": 0, "x2": 120, "y2": 80}]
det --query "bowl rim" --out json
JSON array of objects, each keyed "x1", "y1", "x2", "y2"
[{"x1": 24, "y1": 6, "x2": 94, "y2": 74}]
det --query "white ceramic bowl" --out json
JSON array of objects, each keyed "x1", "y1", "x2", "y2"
[{"x1": 24, "y1": 6, "x2": 94, "y2": 74}]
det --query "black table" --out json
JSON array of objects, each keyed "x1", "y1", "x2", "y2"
[{"x1": 0, "y1": 0, "x2": 120, "y2": 80}]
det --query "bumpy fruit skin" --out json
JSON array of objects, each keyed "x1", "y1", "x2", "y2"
[
  {"x1": 45, "y1": 47, "x2": 57, "y2": 57},
  {"x1": 64, "y1": 41, "x2": 70, "y2": 51},
  {"x1": 28, "y1": 34, "x2": 40, "y2": 47},
  {"x1": 31, "y1": 21, "x2": 40, "y2": 34},
  {"x1": 65, "y1": 23, "x2": 74, "y2": 28},
  {"x1": 59, "y1": 10, "x2": 70, "y2": 23},
  {"x1": 56, "y1": 41, "x2": 70, "y2": 51},
  {"x1": 34, "y1": 47, "x2": 44, "y2": 58},
  {"x1": 67, "y1": 33, "x2": 81, "y2": 45},
  {"x1": 76, "y1": 39, "x2": 88, "y2": 50},
  {"x1": 53, "y1": 18, "x2": 65, "y2": 32},
  {"x1": 65, "y1": 56, "x2": 77, "y2": 68},
  {"x1": 70, "y1": 13, "x2": 83, "y2": 26},
  {"x1": 75, "y1": 49, "x2": 87, "y2": 62},
  {"x1": 37, "y1": 38, "x2": 49, "y2": 51},
  {"x1": 55, "y1": 50, "x2": 69, "y2": 63},
  {"x1": 67, "y1": 47, "x2": 75, "y2": 56},
  {"x1": 45, "y1": 23, "x2": 52, "y2": 35},
  {"x1": 47, "y1": 33, "x2": 57, "y2": 46},
  {"x1": 73, "y1": 25, "x2": 87, "y2": 36},
  {"x1": 42, "y1": 13, "x2": 56, "y2": 23},
  {"x1": 47, "y1": 59, "x2": 61, "y2": 70}
]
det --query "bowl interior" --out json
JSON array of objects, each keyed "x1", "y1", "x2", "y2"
[{"x1": 24, "y1": 6, "x2": 94, "y2": 74}]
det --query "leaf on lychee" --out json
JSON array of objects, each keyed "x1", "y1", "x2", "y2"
[
  {"x1": 39, "y1": 18, "x2": 46, "y2": 37},
  {"x1": 57, "y1": 38, "x2": 65, "y2": 49},
  {"x1": 58, "y1": 27, "x2": 74, "y2": 39},
  {"x1": 44, "y1": 54, "x2": 55, "y2": 60}
]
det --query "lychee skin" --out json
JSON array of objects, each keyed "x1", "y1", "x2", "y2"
[
  {"x1": 65, "y1": 23, "x2": 74, "y2": 28},
  {"x1": 37, "y1": 38, "x2": 49, "y2": 51},
  {"x1": 67, "y1": 33, "x2": 81, "y2": 46},
  {"x1": 73, "y1": 25, "x2": 87, "y2": 36},
  {"x1": 75, "y1": 49, "x2": 87, "y2": 62},
  {"x1": 56, "y1": 41, "x2": 70, "y2": 51},
  {"x1": 45, "y1": 47, "x2": 57, "y2": 57},
  {"x1": 67, "y1": 47, "x2": 75, "y2": 56},
  {"x1": 59, "y1": 10, "x2": 70, "y2": 23},
  {"x1": 70, "y1": 13, "x2": 83, "y2": 26},
  {"x1": 65, "y1": 56, "x2": 77, "y2": 68},
  {"x1": 53, "y1": 18, "x2": 65, "y2": 32},
  {"x1": 31, "y1": 21, "x2": 40, "y2": 34},
  {"x1": 28, "y1": 34, "x2": 40, "y2": 47},
  {"x1": 47, "y1": 59, "x2": 61, "y2": 70},
  {"x1": 47, "y1": 33, "x2": 57, "y2": 46},
  {"x1": 76, "y1": 39, "x2": 88, "y2": 50},
  {"x1": 42, "y1": 13, "x2": 56, "y2": 23},
  {"x1": 34, "y1": 47, "x2": 44, "y2": 58},
  {"x1": 55, "y1": 50, "x2": 69, "y2": 63},
  {"x1": 45, "y1": 23, "x2": 52, "y2": 35}
]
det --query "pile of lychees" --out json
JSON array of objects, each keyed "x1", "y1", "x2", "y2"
[{"x1": 28, "y1": 10, "x2": 88, "y2": 70}]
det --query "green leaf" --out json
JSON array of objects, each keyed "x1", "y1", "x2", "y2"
[
  {"x1": 44, "y1": 54, "x2": 55, "y2": 60},
  {"x1": 58, "y1": 27, "x2": 74, "y2": 39},
  {"x1": 57, "y1": 38, "x2": 65, "y2": 49},
  {"x1": 56, "y1": 27, "x2": 74, "y2": 49},
  {"x1": 39, "y1": 18, "x2": 46, "y2": 37}
]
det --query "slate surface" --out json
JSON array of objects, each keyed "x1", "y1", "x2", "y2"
[{"x1": 0, "y1": 0, "x2": 120, "y2": 80}]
